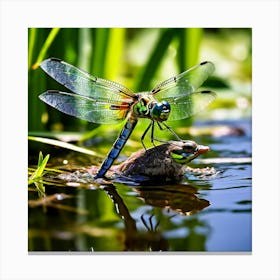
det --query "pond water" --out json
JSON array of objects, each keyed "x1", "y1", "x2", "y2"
[{"x1": 28, "y1": 118, "x2": 251, "y2": 252}]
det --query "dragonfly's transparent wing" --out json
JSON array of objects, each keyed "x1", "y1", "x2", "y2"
[
  {"x1": 166, "y1": 90, "x2": 216, "y2": 121},
  {"x1": 152, "y1": 61, "x2": 215, "y2": 99},
  {"x1": 39, "y1": 90, "x2": 131, "y2": 124},
  {"x1": 40, "y1": 58, "x2": 135, "y2": 103}
]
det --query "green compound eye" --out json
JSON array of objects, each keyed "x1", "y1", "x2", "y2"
[{"x1": 151, "y1": 101, "x2": 171, "y2": 121}]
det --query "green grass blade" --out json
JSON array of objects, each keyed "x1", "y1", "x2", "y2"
[
  {"x1": 32, "y1": 28, "x2": 60, "y2": 69},
  {"x1": 78, "y1": 28, "x2": 93, "y2": 71},
  {"x1": 91, "y1": 28, "x2": 109, "y2": 77},
  {"x1": 177, "y1": 28, "x2": 203, "y2": 71},
  {"x1": 28, "y1": 136, "x2": 102, "y2": 158},
  {"x1": 135, "y1": 28, "x2": 179, "y2": 91},
  {"x1": 176, "y1": 29, "x2": 187, "y2": 73},
  {"x1": 185, "y1": 28, "x2": 203, "y2": 68},
  {"x1": 104, "y1": 28, "x2": 125, "y2": 81},
  {"x1": 28, "y1": 28, "x2": 37, "y2": 70}
]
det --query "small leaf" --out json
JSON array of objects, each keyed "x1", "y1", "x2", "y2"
[
  {"x1": 29, "y1": 152, "x2": 50, "y2": 182},
  {"x1": 36, "y1": 154, "x2": 50, "y2": 177},
  {"x1": 38, "y1": 151, "x2": 43, "y2": 166}
]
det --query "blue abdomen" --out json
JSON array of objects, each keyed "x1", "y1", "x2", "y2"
[{"x1": 95, "y1": 117, "x2": 138, "y2": 178}]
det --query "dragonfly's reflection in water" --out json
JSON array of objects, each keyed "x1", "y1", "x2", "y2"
[
  {"x1": 134, "y1": 184, "x2": 210, "y2": 216},
  {"x1": 28, "y1": 160, "x2": 211, "y2": 252},
  {"x1": 104, "y1": 182, "x2": 210, "y2": 251}
]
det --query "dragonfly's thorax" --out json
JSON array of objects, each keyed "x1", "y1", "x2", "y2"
[
  {"x1": 133, "y1": 95, "x2": 171, "y2": 122},
  {"x1": 132, "y1": 95, "x2": 153, "y2": 118}
]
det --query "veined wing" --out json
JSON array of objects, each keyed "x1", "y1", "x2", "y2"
[
  {"x1": 151, "y1": 61, "x2": 215, "y2": 99},
  {"x1": 39, "y1": 90, "x2": 131, "y2": 124},
  {"x1": 40, "y1": 58, "x2": 135, "y2": 103},
  {"x1": 165, "y1": 90, "x2": 216, "y2": 121}
]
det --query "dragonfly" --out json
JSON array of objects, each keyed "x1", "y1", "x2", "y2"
[{"x1": 39, "y1": 58, "x2": 216, "y2": 178}]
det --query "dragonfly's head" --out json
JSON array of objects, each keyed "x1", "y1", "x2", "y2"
[{"x1": 151, "y1": 101, "x2": 171, "y2": 121}]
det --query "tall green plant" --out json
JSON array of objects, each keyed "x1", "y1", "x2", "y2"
[
  {"x1": 28, "y1": 28, "x2": 203, "y2": 135},
  {"x1": 135, "y1": 28, "x2": 180, "y2": 91},
  {"x1": 177, "y1": 28, "x2": 203, "y2": 72}
]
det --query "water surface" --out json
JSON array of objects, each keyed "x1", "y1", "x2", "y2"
[{"x1": 28, "y1": 119, "x2": 252, "y2": 252}]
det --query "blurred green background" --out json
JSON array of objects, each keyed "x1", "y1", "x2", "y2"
[{"x1": 28, "y1": 28, "x2": 251, "y2": 154}]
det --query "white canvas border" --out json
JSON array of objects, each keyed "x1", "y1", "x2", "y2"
[{"x1": 0, "y1": 0, "x2": 279, "y2": 279}]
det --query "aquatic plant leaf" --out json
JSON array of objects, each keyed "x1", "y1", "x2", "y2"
[{"x1": 28, "y1": 152, "x2": 50, "y2": 183}]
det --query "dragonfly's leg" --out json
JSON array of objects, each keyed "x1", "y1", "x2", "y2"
[
  {"x1": 141, "y1": 214, "x2": 149, "y2": 231},
  {"x1": 141, "y1": 121, "x2": 152, "y2": 150},
  {"x1": 149, "y1": 214, "x2": 155, "y2": 231},
  {"x1": 154, "y1": 219, "x2": 160, "y2": 231},
  {"x1": 161, "y1": 122, "x2": 182, "y2": 141},
  {"x1": 157, "y1": 121, "x2": 163, "y2": 130},
  {"x1": 151, "y1": 122, "x2": 170, "y2": 144},
  {"x1": 149, "y1": 214, "x2": 160, "y2": 232},
  {"x1": 153, "y1": 137, "x2": 169, "y2": 144},
  {"x1": 150, "y1": 121, "x2": 157, "y2": 147}
]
